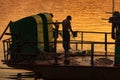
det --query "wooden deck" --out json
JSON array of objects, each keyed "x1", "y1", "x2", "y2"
[{"x1": 5, "y1": 53, "x2": 114, "y2": 67}]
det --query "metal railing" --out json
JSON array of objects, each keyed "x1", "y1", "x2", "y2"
[
  {"x1": 2, "y1": 38, "x2": 12, "y2": 61},
  {"x1": 2, "y1": 31, "x2": 115, "y2": 66},
  {"x1": 76, "y1": 31, "x2": 115, "y2": 55}
]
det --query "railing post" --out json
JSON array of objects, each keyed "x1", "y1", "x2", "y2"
[
  {"x1": 76, "y1": 43, "x2": 78, "y2": 50},
  {"x1": 105, "y1": 33, "x2": 107, "y2": 56},
  {"x1": 81, "y1": 32, "x2": 83, "y2": 50},
  {"x1": 91, "y1": 42, "x2": 94, "y2": 66},
  {"x1": 3, "y1": 41, "x2": 6, "y2": 61}
]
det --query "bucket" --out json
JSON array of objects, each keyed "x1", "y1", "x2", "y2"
[{"x1": 73, "y1": 31, "x2": 78, "y2": 37}]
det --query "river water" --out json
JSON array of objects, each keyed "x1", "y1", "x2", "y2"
[{"x1": 0, "y1": 0, "x2": 120, "y2": 80}]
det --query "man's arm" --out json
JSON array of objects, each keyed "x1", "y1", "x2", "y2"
[{"x1": 68, "y1": 22, "x2": 73, "y2": 33}]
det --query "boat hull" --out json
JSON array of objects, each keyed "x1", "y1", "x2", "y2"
[{"x1": 6, "y1": 63, "x2": 120, "y2": 80}]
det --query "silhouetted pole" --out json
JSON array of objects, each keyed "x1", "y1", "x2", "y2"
[
  {"x1": 0, "y1": 21, "x2": 12, "y2": 40},
  {"x1": 112, "y1": 0, "x2": 114, "y2": 13}
]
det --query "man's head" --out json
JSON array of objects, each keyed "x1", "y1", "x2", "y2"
[
  {"x1": 66, "y1": 15, "x2": 72, "y2": 20},
  {"x1": 113, "y1": 11, "x2": 120, "y2": 17}
]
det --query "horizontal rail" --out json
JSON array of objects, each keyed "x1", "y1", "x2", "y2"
[
  {"x1": 2, "y1": 40, "x2": 115, "y2": 45},
  {"x1": 59, "y1": 30, "x2": 112, "y2": 34},
  {"x1": 77, "y1": 31, "x2": 112, "y2": 34}
]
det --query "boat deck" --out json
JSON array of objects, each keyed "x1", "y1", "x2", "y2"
[
  {"x1": 2, "y1": 45, "x2": 118, "y2": 80},
  {"x1": 34, "y1": 56, "x2": 114, "y2": 67},
  {"x1": 6, "y1": 52, "x2": 114, "y2": 67}
]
